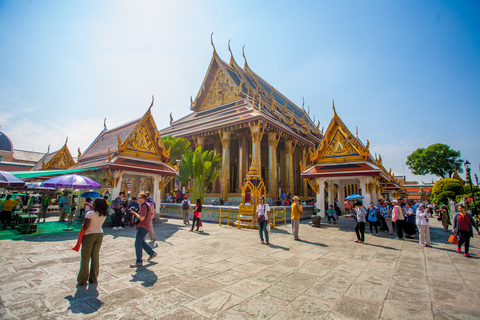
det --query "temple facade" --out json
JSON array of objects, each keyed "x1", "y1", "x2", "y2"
[
  {"x1": 70, "y1": 101, "x2": 177, "y2": 206},
  {"x1": 158, "y1": 41, "x2": 323, "y2": 202},
  {"x1": 302, "y1": 104, "x2": 406, "y2": 217},
  {"x1": 31, "y1": 138, "x2": 75, "y2": 171}
]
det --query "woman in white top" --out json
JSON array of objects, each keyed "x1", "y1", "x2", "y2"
[
  {"x1": 77, "y1": 198, "x2": 108, "y2": 286},
  {"x1": 416, "y1": 203, "x2": 431, "y2": 247},
  {"x1": 254, "y1": 196, "x2": 270, "y2": 244}
]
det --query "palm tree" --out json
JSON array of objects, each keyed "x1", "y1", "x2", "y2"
[{"x1": 177, "y1": 147, "x2": 222, "y2": 203}]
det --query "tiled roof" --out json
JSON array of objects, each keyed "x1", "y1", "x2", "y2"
[
  {"x1": 13, "y1": 149, "x2": 45, "y2": 163},
  {"x1": 31, "y1": 151, "x2": 57, "y2": 170},
  {"x1": 80, "y1": 120, "x2": 139, "y2": 161},
  {"x1": 302, "y1": 162, "x2": 388, "y2": 179}
]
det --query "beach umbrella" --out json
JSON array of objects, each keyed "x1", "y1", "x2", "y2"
[
  {"x1": 44, "y1": 174, "x2": 101, "y2": 231},
  {"x1": 345, "y1": 194, "x2": 364, "y2": 200},
  {"x1": 80, "y1": 191, "x2": 102, "y2": 198},
  {"x1": 0, "y1": 171, "x2": 25, "y2": 189},
  {"x1": 44, "y1": 174, "x2": 101, "y2": 189},
  {"x1": 25, "y1": 182, "x2": 56, "y2": 192}
]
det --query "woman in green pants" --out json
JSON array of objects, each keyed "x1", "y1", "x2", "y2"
[{"x1": 77, "y1": 198, "x2": 108, "y2": 286}]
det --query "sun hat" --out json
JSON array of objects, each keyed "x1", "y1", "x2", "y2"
[
  {"x1": 392, "y1": 199, "x2": 398, "y2": 204},
  {"x1": 293, "y1": 196, "x2": 299, "y2": 200}
]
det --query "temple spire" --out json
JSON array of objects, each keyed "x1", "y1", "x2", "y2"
[
  {"x1": 211, "y1": 32, "x2": 217, "y2": 56},
  {"x1": 242, "y1": 45, "x2": 249, "y2": 70},
  {"x1": 228, "y1": 39, "x2": 234, "y2": 64}
]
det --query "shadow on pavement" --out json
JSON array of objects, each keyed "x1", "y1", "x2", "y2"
[
  {"x1": 298, "y1": 239, "x2": 328, "y2": 247},
  {"x1": 65, "y1": 283, "x2": 103, "y2": 314},
  {"x1": 130, "y1": 264, "x2": 158, "y2": 287},
  {"x1": 267, "y1": 244, "x2": 290, "y2": 251}
]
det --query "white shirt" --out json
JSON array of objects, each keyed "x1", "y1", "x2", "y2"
[
  {"x1": 256, "y1": 204, "x2": 270, "y2": 220},
  {"x1": 84, "y1": 210, "x2": 106, "y2": 235},
  {"x1": 416, "y1": 208, "x2": 430, "y2": 225}
]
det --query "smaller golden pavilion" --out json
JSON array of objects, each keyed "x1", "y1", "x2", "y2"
[
  {"x1": 70, "y1": 98, "x2": 177, "y2": 205},
  {"x1": 31, "y1": 138, "x2": 75, "y2": 171},
  {"x1": 302, "y1": 102, "x2": 406, "y2": 216}
]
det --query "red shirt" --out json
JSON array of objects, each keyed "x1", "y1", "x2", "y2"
[
  {"x1": 136, "y1": 202, "x2": 152, "y2": 230},
  {"x1": 458, "y1": 214, "x2": 471, "y2": 231}
]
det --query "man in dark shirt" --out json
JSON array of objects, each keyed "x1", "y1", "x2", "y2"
[{"x1": 129, "y1": 193, "x2": 157, "y2": 267}]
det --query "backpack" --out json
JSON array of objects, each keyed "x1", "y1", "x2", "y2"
[
  {"x1": 182, "y1": 200, "x2": 189, "y2": 210},
  {"x1": 42, "y1": 197, "x2": 49, "y2": 206},
  {"x1": 112, "y1": 197, "x2": 122, "y2": 210}
]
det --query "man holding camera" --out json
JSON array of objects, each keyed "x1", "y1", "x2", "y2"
[{"x1": 291, "y1": 196, "x2": 303, "y2": 241}]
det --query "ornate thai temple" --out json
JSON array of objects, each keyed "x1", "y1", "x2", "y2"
[
  {"x1": 158, "y1": 40, "x2": 323, "y2": 203},
  {"x1": 302, "y1": 104, "x2": 406, "y2": 217},
  {"x1": 31, "y1": 138, "x2": 75, "y2": 171},
  {"x1": 70, "y1": 101, "x2": 177, "y2": 206}
]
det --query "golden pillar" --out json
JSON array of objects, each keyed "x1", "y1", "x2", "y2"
[
  {"x1": 249, "y1": 121, "x2": 266, "y2": 176},
  {"x1": 238, "y1": 135, "x2": 247, "y2": 192},
  {"x1": 220, "y1": 130, "x2": 231, "y2": 200},
  {"x1": 285, "y1": 139, "x2": 295, "y2": 195},
  {"x1": 267, "y1": 131, "x2": 281, "y2": 199},
  {"x1": 302, "y1": 147, "x2": 308, "y2": 200},
  {"x1": 195, "y1": 136, "x2": 205, "y2": 149}
]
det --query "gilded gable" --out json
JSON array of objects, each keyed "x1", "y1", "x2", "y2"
[
  {"x1": 323, "y1": 130, "x2": 359, "y2": 159},
  {"x1": 42, "y1": 143, "x2": 75, "y2": 170},
  {"x1": 199, "y1": 67, "x2": 239, "y2": 111}
]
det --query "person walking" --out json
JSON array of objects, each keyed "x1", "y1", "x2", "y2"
[
  {"x1": 58, "y1": 194, "x2": 68, "y2": 221},
  {"x1": 181, "y1": 196, "x2": 192, "y2": 225},
  {"x1": 130, "y1": 193, "x2": 157, "y2": 267},
  {"x1": 453, "y1": 204, "x2": 480, "y2": 257},
  {"x1": 404, "y1": 202, "x2": 416, "y2": 239},
  {"x1": 416, "y1": 203, "x2": 431, "y2": 247},
  {"x1": 190, "y1": 199, "x2": 202, "y2": 232},
  {"x1": 326, "y1": 204, "x2": 336, "y2": 224},
  {"x1": 392, "y1": 199, "x2": 405, "y2": 240},
  {"x1": 366, "y1": 203, "x2": 379, "y2": 236},
  {"x1": 254, "y1": 196, "x2": 270, "y2": 244},
  {"x1": 440, "y1": 205, "x2": 452, "y2": 232},
  {"x1": 1, "y1": 195, "x2": 19, "y2": 229},
  {"x1": 77, "y1": 198, "x2": 108, "y2": 286},
  {"x1": 354, "y1": 200, "x2": 366, "y2": 243},
  {"x1": 291, "y1": 196, "x2": 303, "y2": 241},
  {"x1": 111, "y1": 192, "x2": 125, "y2": 230},
  {"x1": 383, "y1": 202, "x2": 394, "y2": 235},
  {"x1": 39, "y1": 195, "x2": 49, "y2": 223}
]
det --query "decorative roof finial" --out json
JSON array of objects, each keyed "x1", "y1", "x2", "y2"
[
  {"x1": 65, "y1": 136, "x2": 68, "y2": 145},
  {"x1": 149, "y1": 95, "x2": 154, "y2": 111},
  {"x1": 190, "y1": 95, "x2": 194, "y2": 107},
  {"x1": 228, "y1": 39, "x2": 234, "y2": 63},
  {"x1": 302, "y1": 97, "x2": 305, "y2": 109},
  {"x1": 104, "y1": 118, "x2": 107, "y2": 130},
  {"x1": 308, "y1": 106, "x2": 310, "y2": 115},
  {"x1": 78, "y1": 147, "x2": 82, "y2": 158},
  {"x1": 242, "y1": 45, "x2": 249, "y2": 69},
  {"x1": 356, "y1": 126, "x2": 358, "y2": 137},
  {"x1": 332, "y1": 99, "x2": 336, "y2": 116},
  {"x1": 170, "y1": 112, "x2": 173, "y2": 125},
  {"x1": 211, "y1": 32, "x2": 217, "y2": 56},
  {"x1": 47, "y1": 144, "x2": 50, "y2": 153}
]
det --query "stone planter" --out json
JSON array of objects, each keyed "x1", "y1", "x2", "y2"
[{"x1": 311, "y1": 215, "x2": 321, "y2": 227}]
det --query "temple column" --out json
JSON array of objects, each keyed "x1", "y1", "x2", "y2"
[
  {"x1": 302, "y1": 147, "x2": 308, "y2": 200},
  {"x1": 338, "y1": 181, "x2": 345, "y2": 214},
  {"x1": 249, "y1": 121, "x2": 266, "y2": 174},
  {"x1": 220, "y1": 130, "x2": 231, "y2": 200},
  {"x1": 328, "y1": 180, "x2": 334, "y2": 206},
  {"x1": 195, "y1": 136, "x2": 204, "y2": 149},
  {"x1": 360, "y1": 176, "x2": 371, "y2": 206},
  {"x1": 267, "y1": 131, "x2": 280, "y2": 198},
  {"x1": 285, "y1": 139, "x2": 295, "y2": 195},
  {"x1": 238, "y1": 136, "x2": 246, "y2": 191},
  {"x1": 317, "y1": 178, "x2": 326, "y2": 218}
]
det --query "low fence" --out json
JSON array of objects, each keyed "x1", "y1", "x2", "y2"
[{"x1": 160, "y1": 203, "x2": 313, "y2": 228}]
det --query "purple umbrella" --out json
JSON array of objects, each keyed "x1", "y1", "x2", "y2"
[
  {"x1": 44, "y1": 174, "x2": 101, "y2": 189},
  {"x1": 0, "y1": 171, "x2": 26, "y2": 188},
  {"x1": 25, "y1": 182, "x2": 57, "y2": 192}
]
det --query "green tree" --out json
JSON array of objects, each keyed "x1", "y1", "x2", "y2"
[
  {"x1": 162, "y1": 135, "x2": 191, "y2": 166},
  {"x1": 177, "y1": 146, "x2": 222, "y2": 203},
  {"x1": 406, "y1": 143, "x2": 463, "y2": 178}
]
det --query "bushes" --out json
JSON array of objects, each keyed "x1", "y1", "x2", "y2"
[{"x1": 436, "y1": 191, "x2": 456, "y2": 205}]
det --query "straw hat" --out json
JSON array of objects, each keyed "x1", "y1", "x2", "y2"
[{"x1": 293, "y1": 196, "x2": 300, "y2": 200}]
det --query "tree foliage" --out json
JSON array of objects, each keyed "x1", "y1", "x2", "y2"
[
  {"x1": 162, "y1": 135, "x2": 191, "y2": 166},
  {"x1": 176, "y1": 146, "x2": 222, "y2": 203},
  {"x1": 406, "y1": 143, "x2": 463, "y2": 178}
]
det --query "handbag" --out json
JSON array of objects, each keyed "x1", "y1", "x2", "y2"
[
  {"x1": 266, "y1": 224, "x2": 271, "y2": 232},
  {"x1": 448, "y1": 234, "x2": 458, "y2": 245}
]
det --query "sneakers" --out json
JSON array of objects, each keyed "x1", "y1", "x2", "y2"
[
  {"x1": 112, "y1": 227, "x2": 118, "y2": 230},
  {"x1": 464, "y1": 253, "x2": 472, "y2": 258},
  {"x1": 117, "y1": 226, "x2": 124, "y2": 230},
  {"x1": 375, "y1": 233, "x2": 378, "y2": 236},
  {"x1": 147, "y1": 252, "x2": 157, "y2": 261},
  {"x1": 130, "y1": 263, "x2": 143, "y2": 268},
  {"x1": 456, "y1": 247, "x2": 461, "y2": 253}
]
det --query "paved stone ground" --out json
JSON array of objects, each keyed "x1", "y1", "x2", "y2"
[{"x1": 1, "y1": 216, "x2": 480, "y2": 319}]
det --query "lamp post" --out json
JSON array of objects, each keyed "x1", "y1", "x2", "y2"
[{"x1": 464, "y1": 160, "x2": 477, "y2": 217}]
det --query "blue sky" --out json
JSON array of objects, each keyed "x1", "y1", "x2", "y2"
[{"x1": 0, "y1": 0, "x2": 479, "y2": 183}]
